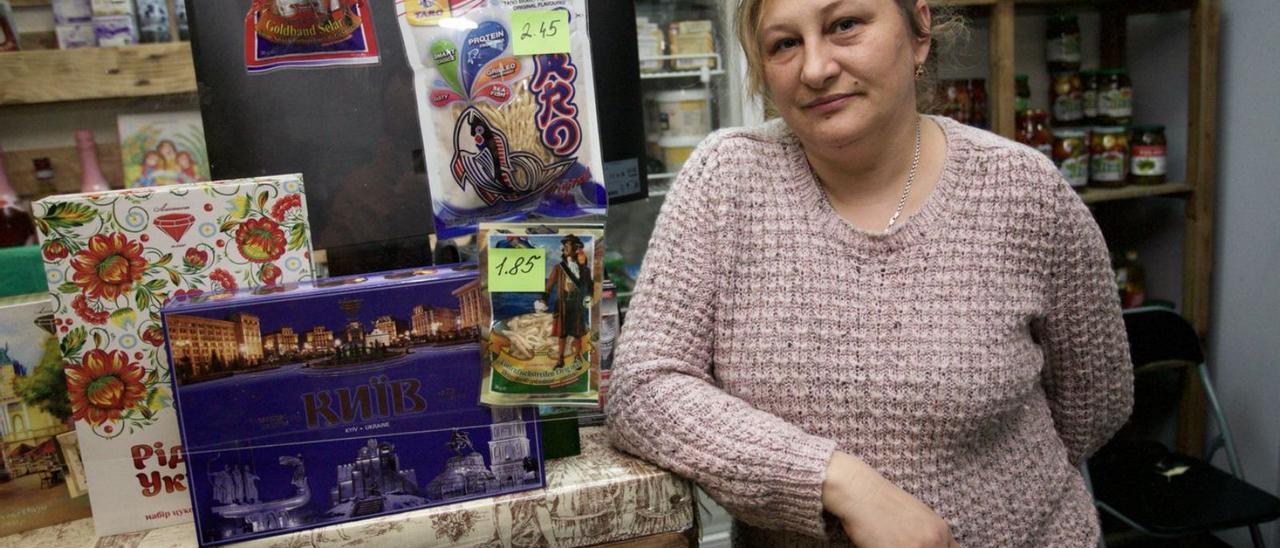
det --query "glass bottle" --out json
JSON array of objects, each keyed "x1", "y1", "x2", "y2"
[
  {"x1": 0, "y1": 145, "x2": 36, "y2": 247},
  {"x1": 1114, "y1": 250, "x2": 1146, "y2": 309},
  {"x1": 1046, "y1": 14, "x2": 1082, "y2": 73},
  {"x1": 76, "y1": 130, "x2": 112, "y2": 193}
]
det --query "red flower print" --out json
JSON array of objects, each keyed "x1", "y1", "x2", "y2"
[
  {"x1": 271, "y1": 194, "x2": 302, "y2": 221},
  {"x1": 42, "y1": 241, "x2": 69, "y2": 261},
  {"x1": 70, "y1": 233, "x2": 148, "y2": 300},
  {"x1": 183, "y1": 248, "x2": 209, "y2": 270},
  {"x1": 209, "y1": 268, "x2": 238, "y2": 292},
  {"x1": 142, "y1": 325, "x2": 165, "y2": 347},
  {"x1": 72, "y1": 294, "x2": 110, "y2": 325},
  {"x1": 234, "y1": 217, "x2": 286, "y2": 263},
  {"x1": 65, "y1": 349, "x2": 147, "y2": 426},
  {"x1": 260, "y1": 263, "x2": 282, "y2": 286}
]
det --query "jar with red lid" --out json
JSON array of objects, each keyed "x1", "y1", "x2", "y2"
[
  {"x1": 1050, "y1": 72, "x2": 1084, "y2": 125},
  {"x1": 1017, "y1": 110, "x2": 1053, "y2": 158},
  {"x1": 1129, "y1": 125, "x2": 1167, "y2": 185},
  {"x1": 1089, "y1": 126, "x2": 1129, "y2": 187}
]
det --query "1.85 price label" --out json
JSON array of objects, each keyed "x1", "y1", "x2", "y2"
[
  {"x1": 511, "y1": 9, "x2": 571, "y2": 56},
  {"x1": 488, "y1": 247, "x2": 546, "y2": 292}
]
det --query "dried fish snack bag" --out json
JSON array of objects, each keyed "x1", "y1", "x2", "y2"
[
  {"x1": 477, "y1": 222, "x2": 603, "y2": 407},
  {"x1": 397, "y1": 1, "x2": 607, "y2": 240}
]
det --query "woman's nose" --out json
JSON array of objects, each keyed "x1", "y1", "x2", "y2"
[{"x1": 800, "y1": 42, "x2": 840, "y2": 90}]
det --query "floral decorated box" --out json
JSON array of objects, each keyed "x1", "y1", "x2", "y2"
[
  {"x1": 161, "y1": 265, "x2": 544, "y2": 546},
  {"x1": 32, "y1": 176, "x2": 316, "y2": 536}
]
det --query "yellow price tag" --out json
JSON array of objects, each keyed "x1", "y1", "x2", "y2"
[
  {"x1": 511, "y1": 10, "x2": 571, "y2": 56},
  {"x1": 488, "y1": 247, "x2": 546, "y2": 293}
]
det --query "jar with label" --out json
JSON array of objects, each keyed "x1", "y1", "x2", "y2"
[
  {"x1": 668, "y1": 20, "x2": 716, "y2": 71},
  {"x1": 1081, "y1": 70, "x2": 1099, "y2": 123},
  {"x1": 1097, "y1": 68, "x2": 1133, "y2": 125},
  {"x1": 1051, "y1": 72, "x2": 1083, "y2": 125},
  {"x1": 1017, "y1": 110, "x2": 1053, "y2": 158},
  {"x1": 1052, "y1": 128, "x2": 1090, "y2": 190},
  {"x1": 1089, "y1": 126, "x2": 1129, "y2": 187},
  {"x1": 1046, "y1": 14, "x2": 1081, "y2": 73},
  {"x1": 968, "y1": 79, "x2": 988, "y2": 129},
  {"x1": 1129, "y1": 125, "x2": 1167, "y2": 186},
  {"x1": 1015, "y1": 74, "x2": 1031, "y2": 113},
  {"x1": 653, "y1": 88, "x2": 710, "y2": 138}
]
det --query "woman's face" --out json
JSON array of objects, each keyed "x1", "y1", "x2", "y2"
[{"x1": 758, "y1": 0, "x2": 929, "y2": 149}]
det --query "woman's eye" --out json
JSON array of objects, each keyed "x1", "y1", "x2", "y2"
[
  {"x1": 772, "y1": 38, "x2": 800, "y2": 52},
  {"x1": 833, "y1": 18, "x2": 858, "y2": 32}
]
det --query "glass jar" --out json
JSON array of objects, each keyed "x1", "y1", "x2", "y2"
[
  {"x1": 1052, "y1": 128, "x2": 1090, "y2": 190},
  {"x1": 1015, "y1": 74, "x2": 1031, "y2": 113},
  {"x1": 1081, "y1": 70, "x2": 1099, "y2": 123},
  {"x1": 1050, "y1": 72, "x2": 1084, "y2": 125},
  {"x1": 1017, "y1": 110, "x2": 1053, "y2": 158},
  {"x1": 1089, "y1": 126, "x2": 1129, "y2": 187},
  {"x1": 1097, "y1": 68, "x2": 1133, "y2": 126},
  {"x1": 1129, "y1": 125, "x2": 1167, "y2": 186},
  {"x1": 1046, "y1": 14, "x2": 1081, "y2": 73}
]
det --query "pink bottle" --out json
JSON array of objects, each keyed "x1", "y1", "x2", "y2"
[
  {"x1": 0, "y1": 145, "x2": 36, "y2": 247},
  {"x1": 76, "y1": 130, "x2": 112, "y2": 193}
]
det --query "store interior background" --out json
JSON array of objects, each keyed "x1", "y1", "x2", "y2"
[{"x1": 1, "y1": 1, "x2": 1277, "y2": 546}]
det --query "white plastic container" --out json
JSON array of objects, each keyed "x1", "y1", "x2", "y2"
[
  {"x1": 653, "y1": 88, "x2": 710, "y2": 139},
  {"x1": 658, "y1": 136, "x2": 703, "y2": 174}
]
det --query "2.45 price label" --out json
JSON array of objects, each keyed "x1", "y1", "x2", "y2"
[
  {"x1": 511, "y1": 9, "x2": 571, "y2": 56},
  {"x1": 488, "y1": 247, "x2": 546, "y2": 293}
]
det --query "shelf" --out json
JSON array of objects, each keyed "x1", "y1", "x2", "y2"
[
  {"x1": 639, "y1": 53, "x2": 724, "y2": 83},
  {"x1": 10, "y1": 0, "x2": 50, "y2": 6},
  {"x1": 0, "y1": 42, "x2": 196, "y2": 106},
  {"x1": 1079, "y1": 181, "x2": 1193, "y2": 204}
]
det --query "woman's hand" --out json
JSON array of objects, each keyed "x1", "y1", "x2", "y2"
[{"x1": 822, "y1": 451, "x2": 959, "y2": 547}]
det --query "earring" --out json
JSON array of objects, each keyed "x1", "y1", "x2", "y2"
[{"x1": 914, "y1": 64, "x2": 925, "y2": 80}]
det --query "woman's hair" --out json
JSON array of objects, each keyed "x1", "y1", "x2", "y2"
[{"x1": 734, "y1": 0, "x2": 966, "y2": 113}]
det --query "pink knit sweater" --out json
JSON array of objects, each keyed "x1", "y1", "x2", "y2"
[{"x1": 605, "y1": 116, "x2": 1133, "y2": 547}]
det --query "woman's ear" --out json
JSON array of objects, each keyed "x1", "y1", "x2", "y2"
[{"x1": 914, "y1": 0, "x2": 933, "y2": 66}]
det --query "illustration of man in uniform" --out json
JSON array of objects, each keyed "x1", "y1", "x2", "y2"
[
  {"x1": 211, "y1": 467, "x2": 232, "y2": 503},
  {"x1": 543, "y1": 235, "x2": 592, "y2": 369},
  {"x1": 230, "y1": 465, "x2": 244, "y2": 503},
  {"x1": 243, "y1": 466, "x2": 261, "y2": 503}
]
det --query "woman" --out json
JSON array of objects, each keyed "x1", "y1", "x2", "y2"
[{"x1": 605, "y1": 0, "x2": 1134, "y2": 546}]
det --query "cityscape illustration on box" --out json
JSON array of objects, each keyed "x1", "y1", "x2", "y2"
[{"x1": 161, "y1": 265, "x2": 542, "y2": 545}]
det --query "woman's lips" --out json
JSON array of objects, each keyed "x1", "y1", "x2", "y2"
[{"x1": 803, "y1": 93, "x2": 856, "y2": 113}]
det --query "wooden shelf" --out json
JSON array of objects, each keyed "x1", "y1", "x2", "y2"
[
  {"x1": 1080, "y1": 181, "x2": 1194, "y2": 204},
  {"x1": 9, "y1": 0, "x2": 50, "y2": 7},
  {"x1": 0, "y1": 42, "x2": 196, "y2": 106}
]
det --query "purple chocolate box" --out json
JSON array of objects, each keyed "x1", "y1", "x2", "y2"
[{"x1": 161, "y1": 264, "x2": 543, "y2": 546}]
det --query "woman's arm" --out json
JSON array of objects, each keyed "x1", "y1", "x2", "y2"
[
  {"x1": 605, "y1": 136, "x2": 839, "y2": 537},
  {"x1": 1036, "y1": 181, "x2": 1135, "y2": 467}
]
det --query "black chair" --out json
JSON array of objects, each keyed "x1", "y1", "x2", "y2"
[{"x1": 1087, "y1": 307, "x2": 1280, "y2": 547}]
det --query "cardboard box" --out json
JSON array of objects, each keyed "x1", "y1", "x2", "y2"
[
  {"x1": 33, "y1": 176, "x2": 316, "y2": 536},
  {"x1": 90, "y1": 0, "x2": 134, "y2": 16},
  {"x1": 162, "y1": 265, "x2": 544, "y2": 546},
  {"x1": 55, "y1": 23, "x2": 97, "y2": 49},
  {"x1": 52, "y1": 0, "x2": 93, "y2": 24},
  {"x1": 117, "y1": 111, "x2": 209, "y2": 188},
  {"x1": 0, "y1": 294, "x2": 93, "y2": 537},
  {"x1": 94, "y1": 14, "x2": 138, "y2": 46}
]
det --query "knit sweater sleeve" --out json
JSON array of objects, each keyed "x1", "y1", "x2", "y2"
[
  {"x1": 1036, "y1": 178, "x2": 1135, "y2": 467},
  {"x1": 605, "y1": 136, "x2": 839, "y2": 537}
]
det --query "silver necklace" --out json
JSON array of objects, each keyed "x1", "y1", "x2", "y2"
[{"x1": 812, "y1": 116, "x2": 922, "y2": 234}]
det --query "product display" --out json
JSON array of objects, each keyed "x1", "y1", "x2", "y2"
[
  {"x1": 52, "y1": 0, "x2": 93, "y2": 25},
  {"x1": 33, "y1": 176, "x2": 316, "y2": 536},
  {"x1": 162, "y1": 265, "x2": 544, "y2": 546},
  {"x1": 1129, "y1": 125, "x2": 1167, "y2": 186},
  {"x1": 657, "y1": 135, "x2": 700, "y2": 174},
  {"x1": 667, "y1": 20, "x2": 715, "y2": 71},
  {"x1": 636, "y1": 16, "x2": 665, "y2": 73},
  {"x1": 56, "y1": 23, "x2": 97, "y2": 49},
  {"x1": 1081, "y1": 70, "x2": 1099, "y2": 123},
  {"x1": 1089, "y1": 126, "x2": 1128, "y2": 187},
  {"x1": 0, "y1": 294, "x2": 93, "y2": 537},
  {"x1": 653, "y1": 88, "x2": 711, "y2": 139},
  {"x1": 1016, "y1": 109, "x2": 1052, "y2": 158},
  {"x1": 478, "y1": 223, "x2": 603, "y2": 407},
  {"x1": 1097, "y1": 68, "x2": 1133, "y2": 126},
  {"x1": 1114, "y1": 250, "x2": 1146, "y2": 309},
  {"x1": 117, "y1": 111, "x2": 210, "y2": 188},
  {"x1": 1050, "y1": 72, "x2": 1083, "y2": 125},
  {"x1": 397, "y1": 0, "x2": 607, "y2": 239},
  {"x1": 1052, "y1": 128, "x2": 1089, "y2": 190},
  {"x1": 244, "y1": 0, "x2": 380, "y2": 73}
]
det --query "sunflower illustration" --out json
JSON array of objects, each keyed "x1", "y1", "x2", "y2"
[
  {"x1": 66, "y1": 349, "x2": 147, "y2": 426},
  {"x1": 70, "y1": 233, "x2": 148, "y2": 300}
]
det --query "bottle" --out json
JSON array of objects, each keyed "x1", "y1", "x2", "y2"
[
  {"x1": 76, "y1": 130, "x2": 111, "y2": 193},
  {"x1": 1046, "y1": 14, "x2": 1082, "y2": 73},
  {"x1": 1114, "y1": 250, "x2": 1146, "y2": 309},
  {"x1": 1015, "y1": 74, "x2": 1031, "y2": 113},
  {"x1": 0, "y1": 145, "x2": 36, "y2": 247}
]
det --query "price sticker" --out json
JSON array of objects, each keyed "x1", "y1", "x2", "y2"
[
  {"x1": 488, "y1": 247, "x2": 546, "y2": 293},
  {"x1": 511, "y1": 10, "x2": 571, "y2": 56}
]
